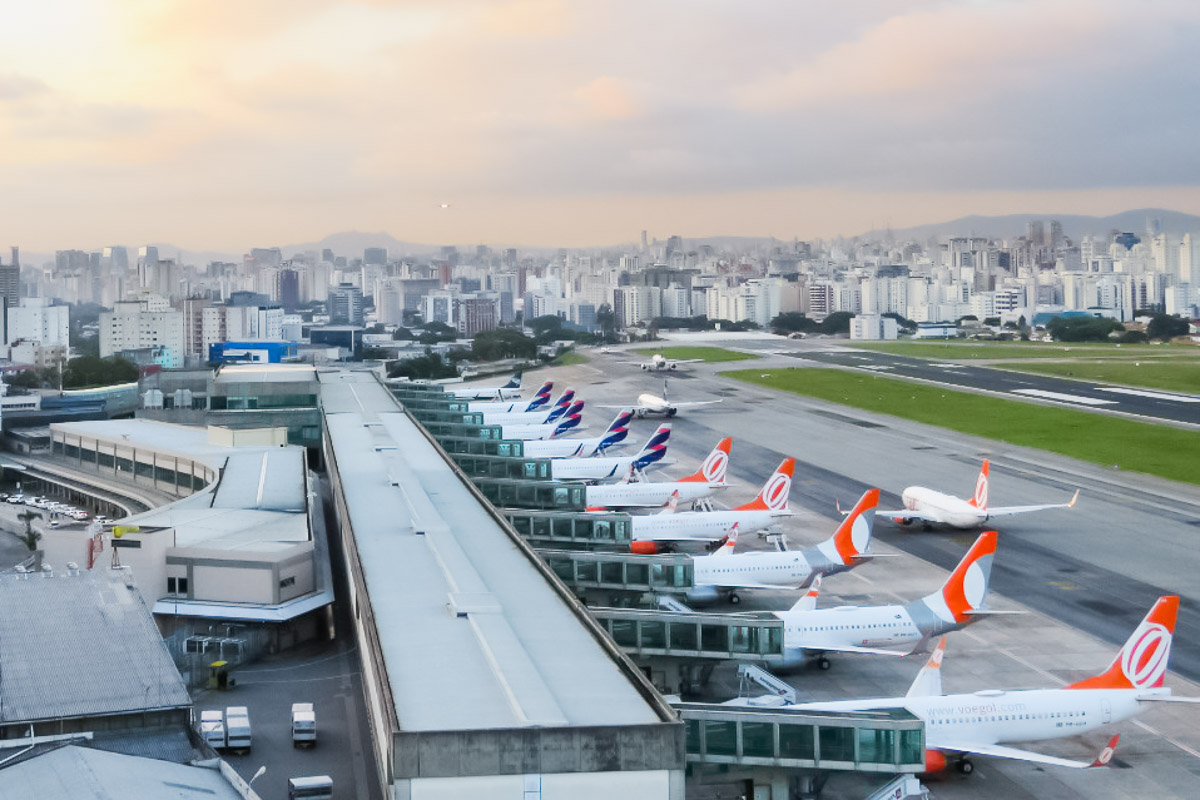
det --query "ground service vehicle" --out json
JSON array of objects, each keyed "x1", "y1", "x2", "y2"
[
  {"x1": 292, "y1": 702, "x2": 316, "y2": 747},
  {"x1": 199, "y1": 710, "x2": 225, "y2": 749},
  {"x1": 225, "y1": 706, "x2": 252, "y2": 753},
  {"x1": 288, "y1": 775, "x2": 333, "y2": 799}
]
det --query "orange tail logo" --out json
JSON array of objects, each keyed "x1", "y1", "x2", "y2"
[
  {"x1": 832, "y1": 489, "x2": 879, "y2": 563},
  {"x1": 681, "y1": 437, "x2": 732, "y2": 483},
  {"x1": 940, "y1": 531, "x2": 997, "y2": 623},
  {"x1": 968, "y1": 460, "x2": 989, "y2": 509},
  {"x1": 1068, "y1": 596, "x2": 1178, "y2": 690},
  {"x1": 738, "y1": 458, "x2": 795, "y2": 511}
]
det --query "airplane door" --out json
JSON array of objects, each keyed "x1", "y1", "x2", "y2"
[{"x1": 1101, "y1": 699, "x2": 1112, "y2": 724}]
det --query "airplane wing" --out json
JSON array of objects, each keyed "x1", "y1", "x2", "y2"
[
  {"x1": 985, "y1": 491, "x2": 1080, "y2": 518},
  {"x1": 669, "y1": 399, "x2": 724, "y2": 408},
  {"x1": 929, "y1": 735, "x2": 1119, "y2": 770},
  {"x1": 804, "y1": 643, "x2": 910, "y2": 657}
]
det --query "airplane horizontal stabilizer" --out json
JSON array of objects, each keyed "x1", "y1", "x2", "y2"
[
  {"x1": 963, "y1": 608, "x2": 1024, "y2": 616},
  {"x1": 1136, "y1": 695, "x2": 1200, "y2": 703}
]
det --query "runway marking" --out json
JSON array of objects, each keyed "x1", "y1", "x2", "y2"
[
  {"x1": 1132, "y1": 719, "x2": 1200, "y2": 760},
  {"x1": 1011, "y1": 389, "x2": 1118, "y2": 406},
  {"x1": 1095, "y1": 387, "x2": 1200, "y2": 403}
]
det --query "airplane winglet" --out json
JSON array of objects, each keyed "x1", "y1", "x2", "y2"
[
  {"x1": 1089, "y1": 735, "x2": 1120, "y2": 768},
  {"x1": 1068, "y1": 489, "x2": 1081, "y2": 509}
]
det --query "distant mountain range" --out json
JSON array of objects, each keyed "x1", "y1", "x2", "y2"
[{"x1": 14, "y1": 208, "x2": 1200, "y2": 267}]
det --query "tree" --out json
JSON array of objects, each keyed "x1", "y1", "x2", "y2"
[
  {"x1": 1046, "y1": 316, "x2": 1124, "y2": 342},
  {"x1": 387, "y1": 350, "x2": 459, "y2": 380},
  {"x1": 392, "y1": 327, "x2": 414, "y2": 340},
  {"x1": 1118, "y1": 330, "x2": 1149, "y2": 344},
  {"x1": 983, "y1": 317, "x2": 1001, "y2": 327},
  {"x1": 771, "y1": 312, "x2": 818, "y2": 334},
  {"x1": 5, "y1": 369, "x2": 45, "y2": 390},
  {"x1": 13, "y1": 510, "x2": 42, "y2": 551},
  {"x1": 820, "y1": 312, "x2": 855, "y2": 335},
  {"x1": 472, "y1": 328, "x2": 537, "y2": 361},
  {"x1": 528, "y1": 315, "x2": 565, "y2": 343},
  {"x1": 62, "y1": 356, "x2": 139, "y2": 389},
  {"x1": 1145, "y1": 313, "x2": 1190, "y2": 341},
  {"x1": 882, "y1": 312, "x2": 916, "y2": 330},
  {"x1": 595, "y1": 303, "x2": 616, "y2": 337}
]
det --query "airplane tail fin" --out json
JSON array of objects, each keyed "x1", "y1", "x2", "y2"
[
  {"x1": 966, "y1": 460, "x2": 989, "y2": 510},
  {"x1": 657, "y1": 490, "x2": 680, "y2": 515},
  {"x1": 551, "y1": 402, "x2": 585, "y2": 437},
  {"x1": 524, "y1": 381, "x2": 554, "y2": 411},
  {"x1": 787, "y1": 575, "x2": 822, "y2": 613},
  {"x1": 1067, "y1": 596, "x2": 1179, "y2": 690},
  {"x1": 504, "y1": 374, "x2": 521, "y2": 389},
  {"x1": 905, "y1": 638, "x2": 948, "y2": 698},
  {"x1": 736, "y1": 458, "x2": 795, "y2": 513},
  {"x1": 920, "y1": 531, "x2": 997, "y2": 625},
  {"x1": 680, "y1": 437, "x2": 732, "y2": 483},
  {"x1": 596, "y1": 409, "x2": 634, "y2": 453},
  {"x1": 828, "y1": 489, "x2": 879, "y2": 564},
  {"x1": 543, "y1": 388, "x2": 577, "y2": 422},
  {"x1": 632, "y1": 424, "x2": 671, "y2": 470},
  {"x1": 713, "y1": 522, "x2": 740, "y2": 555}
]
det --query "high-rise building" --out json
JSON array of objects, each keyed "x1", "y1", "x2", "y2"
[
  {"x1": 100, "y1": 296, "x2": 185, "y2": 368},
  {"x1": 277, "y1": 269, "x2": 300, "y2": 312},
  {"x1": 0, "y1": 265, "x2": 19, "y2": 310},
  {"x1": 328, "y1": 283, "x2": 364, "y2": 326},
  {"x1": 456, "y1": 294, "x2": 499, "y2": 337},
  {"x1": 364, "y1": 247, "x2": 388, "y2": 266},
  {"x1": 7, "y1": 298, "x2": 69, "y2": 348}
]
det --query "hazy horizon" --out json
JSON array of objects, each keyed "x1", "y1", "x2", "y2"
[{"x1": 5, "y1": 2, "x2": 1200, "y2": 252}]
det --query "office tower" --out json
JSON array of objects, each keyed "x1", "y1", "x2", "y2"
[
  {"x1": 277, "y1": 269, "x2": 300, "y2": 312},
  {"x1": 328, "y1": 283, "x2": 364, "y2": 326},
  {"x1": 0, "y1": 264, "x2": 19, "y2": 310},
  {"x1": 364, "y1": 247, "x2": 388, "y2": 266}
]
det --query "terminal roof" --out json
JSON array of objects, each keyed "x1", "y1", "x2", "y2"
[{"x1": 0, "y1": 746, "x2": 244, "y2": 800}]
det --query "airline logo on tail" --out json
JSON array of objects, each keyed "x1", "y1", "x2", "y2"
[
  {"x1": 715, "y1": 522, "x2": 739, "y2": 555},
  {"x1": 544, "y1": 389, "x2": 577, "y2": 423},
  {"x1": 832, "y1": 489, "x2": 879, "y2": 564},
  {"x1": 924, "y1": 531, "x2": 997, "y2": 625},
  {"x1": 1068, "y1": 596, "x2": 1178, "y2": 691},
  {"x1": 737, "y1": 458, "x2": 795, "y2": 512},
  {"x1": 632, "y1": 424, "x2": 671, "y2": 469},
  {"x1": 597, "y1": 409, "x2": 634, "y2": 451},
  {"x1": 968, "y1": 460, "x2": 989, "y2": 509},
  {"x1": 524, "y1": 381, "x2": 554, "y2": 411},
  {"x1": 681, "y1": 437, "x2": 732, "y2": 484},
  {"x1": 504, "y1": 374, "x2": 521, "y2": 389},
  {"x1": 551, "y1": 401, "x2": 585, "y2": 437}
]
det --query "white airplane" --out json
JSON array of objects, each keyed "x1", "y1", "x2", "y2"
[
  {"x1": 447, "y1": 373, "x2": 523, "y2": 400},
  {"x1": 636, "y1": 352, "x2": 704, "y2": 371},
  {"x1": 500, "y1": 401, "x2": 584, "y2": 441},
  {"x1": 773, "y1": 531, "x2": 1004, "y2": 668},
  {"x1": 773, "y1": 596, "x2": 1196, "y2": 773},
  {"x1": 687, "y1": 488, "x2": 880, "y2": 604},
  {"x1": 585, "y1": 437, "x2": 731, "y2": 510},
  {"x1": 879, "y1": 460, "x2": 1079, "y2": 530},
  {"x1": 522, "y1": 409, "x2": 635, "y2": 458},
  {"x1": 466, "y1": 381, "x2": 553, "y2": 413},
  {"x1": 478, "y1": 388, "x2": 576, "y2": 425},
  {"x1": 629, "y1": 458, "x2": 795, "y2": 553},
  {"x1": 548, "y1": 424, "x2": 671, "y2": 481},
  {"x1": 602, "y1": 379, "x2": 722, "y2": 419}
]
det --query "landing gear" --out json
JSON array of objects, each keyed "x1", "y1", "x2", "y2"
[
  {"x1": 922, "y1": 522, "x2": 934, "y2": 532},
  {"x1": 817, "y1": 657, "x2": 832, "y2": 671},
  {"x1": 728, "y1": 593, "x2": 741, "y2": 605},
  {"x1": 956, "y1": 758, "x2": 974, "y2": 775}
]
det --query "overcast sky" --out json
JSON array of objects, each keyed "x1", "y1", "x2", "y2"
[{"x1": 4, "y1": 0, "x2": 1200, "y2": 252}]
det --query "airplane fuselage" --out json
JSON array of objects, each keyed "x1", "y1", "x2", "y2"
[
  {"x1": 776, "y1": 604, "x2": 925, "y2": 666},
  {"x1": 586, "y1": 481, "x2": 722, "y2": 509},
  {"x1": 501, "y1": 423, "x2": 564, "y2": 441},
  {"x1": 900, "y1": 487, "x2": 986, "y2": 529},
  {"x1": 479, "y1": 409, "x2": 558, "y2": 425},
  {"x1": 635, "y1": 394, "x2": 676, "y2": 417},
  {"x1": 450, "y1": 386, "x2": 522, "y2": 400},
  {"x1": 797, "y1": 687, "x2": 1158, "y2": 750},
  {"x1": 523, "y1": 437, "x2": 624, "y2": 459},
  {"x1": 631, "y1": 508, "x2": 785, "y2": 543},
  {"x1": 550, "y1": 455, "x2": 655, "y2": 482}
]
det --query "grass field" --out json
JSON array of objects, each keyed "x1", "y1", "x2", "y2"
[
  {"x1": 551, "y1": 351, "x2": 589, "y2": 366},
  {"x1": 997, "y1": 360, "x2": 1200, "y2": 394},
  {"x1": 636, "y1": 346, "x2": 759, "y2": 362},
  {"x1": 850, "y1": 340, "x2": 1200, "y2": 360},
  {"x1": 723, "y1": 367, "x2": 1200, "y2": 485}
]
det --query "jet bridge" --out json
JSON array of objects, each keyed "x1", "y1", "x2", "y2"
[
  {"x1": 474, "y1": 478, "x2": 591, "y2": 511},
  {"x1": 538, "y1": 548, "x2": 693, "y2": 604},
  {"x1": 407, "y1": 408, "x2": 488, "y2": 426},
  {"x1": 436, "y1": 436, "x2": 527, "y2": 457},
  {"x1": 504, "y1": 509, "x2": 634, "y2": 545},
  {"x1": 418, "y1": 420, "x2": 507, "y2": 441},
  {"x1": 450, "y1": 453, "x2": 556, "y2": 481}
]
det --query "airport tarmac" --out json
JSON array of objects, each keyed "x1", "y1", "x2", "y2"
[{"x1": 539, "y1": 343, "x2": 1200, "y2": 799}]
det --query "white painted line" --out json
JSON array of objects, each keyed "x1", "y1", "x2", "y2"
[
  {"x1": 1011, "y1": 389, "x2": 1118, "y2": 406},
  {"x1": 1095, "y1": 387, "x2": 1200, "y2": 403}
]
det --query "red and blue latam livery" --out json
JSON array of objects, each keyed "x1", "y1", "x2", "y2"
[
  {"x1": 548, "y1": 424, "x2": 671, "y2": 481},
  {"x1": 778, "y1": 596, "x2": 1197, "y2": 773},
  {"x1": 477, "y1": 388, "x2": 577, "y2": 425},
  {"x1": 629, "y1": 458, "x2": 795, "y2": 553},
  {"x1": 879, "y1": 460, "x2": 1079, "y2": 530},
  {"x1": 585, "y1": 437, "x2": 731, "y2": 509},
  {"x1": 687, "y1": 489, "x2": 880, "y2": 604},
  {"x1": 773, "y1": 531, "x2": 1004, "y2": 667},
  {"x1": 467, "y1": 381, "x2": 554, "y2": 414},
  {"x1": 523, "y1": 409, "x2": 635, "y2": 459},
  {"x1": 500, "y1": 401, "x2": 585, "y2": 441},
  {"x1": 447, "y1": 373, "x2": 523, "y2": 400}
]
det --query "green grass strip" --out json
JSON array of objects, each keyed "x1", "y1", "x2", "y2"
[
  {"x1": 635, "y1": 346, "x2": 759, "y2": 363},
  {"x1": 1000, "y1": 361, "x2": 1200, "y2": 394},
  {"x1": 723, "y1": 367, "x2": 1200, "y2": 485},
  {"x1": 551, "y1": 351, "x2": 589, "y2": 366},
  {"x1": 849, "y1": 341, "x2": 1197, "y2": 360}
]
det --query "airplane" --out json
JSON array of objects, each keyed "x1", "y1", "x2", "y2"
[
  {"x1": 446, "y1": 373, "x2": 523, "y2": 400},
  {"x1": 500, "y1": 401, "x2": 585, "y2": 440},
  {"x1": 773, "y1": 531, "x2": 1004, "y2": 669},
  {"x1": 477, "y1": 388, "x2": 577, "y2": 425},
  {"x1": 522, "y1": 409, "x2": 635, "y2": 458},
  {"x1": 585, "y1": 437, "x2": 731, "y2": 509},
  {"x1": 636, "y1": 352, "x2": 704, "y2": 371},
  {"x1": 629, "y1": 458, "x2": 795, "y2": 553},
  {"x1": 767, "y1": 596, "x2": 1196, "y2": 774},
  {"x1": 878, "y1": 460, "x2": 1079, "y2": 530},
  {"x1": 602, "y1": 379, "x2": 722, "y2": 418},
  {"x1": 687, "y1": 488, "x2": 880, "y2": 604},
  {"x1": 547, "y1": 424, "x2": 671, "y2": 482},
  {"x1": 466, "y1": 381, "x2": 554, "y2": 413}
]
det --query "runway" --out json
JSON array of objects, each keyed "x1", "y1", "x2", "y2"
[{"x1": 539, "y1": 346, "x2": 1200, "y2": 798}]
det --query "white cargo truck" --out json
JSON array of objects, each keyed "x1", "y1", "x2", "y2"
[
  {"x1": 291, "y1": 702, "x2": 316, "y2": 747},
  {"x1": 199, "y1": 709, "x2": 225, "y2": 750},
  {"x1": 225, "y1": 706, "x2": 252, "y2": 753}
]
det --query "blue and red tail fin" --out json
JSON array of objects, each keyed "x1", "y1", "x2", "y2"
[
  {"x1": 543, "y1": 388, "x2": 576, "y2": 422},
  {"x1": 523, "y1": 381, "x2": 554, "y2": 411},
  {"x1": 551, "y1": 401, "x2": 585, "y2": 437},
  {"x1": 632, "y1": 424, "x2": 671, "y2": 470},
  {"x1": 597, "y1": 409, "x2": 634, "y2": 453},
  {"x1": 503, "y1": 374, "x2": 521, "y2": 389}
]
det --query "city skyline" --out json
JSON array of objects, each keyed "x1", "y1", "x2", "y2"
[{"x1": 5, "y1": 1, "x2": 1200, "y2": 251}]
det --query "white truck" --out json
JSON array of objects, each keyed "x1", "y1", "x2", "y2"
[
  {"x1": 199, "y1": 709, "x2": 225, "y2": 750},
  {"x1": 225, "y1": 706, "x2": 252, "y2": 753},
  {"x1": 291, "y1": 702, "x2": 316, "y2": 747}
]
